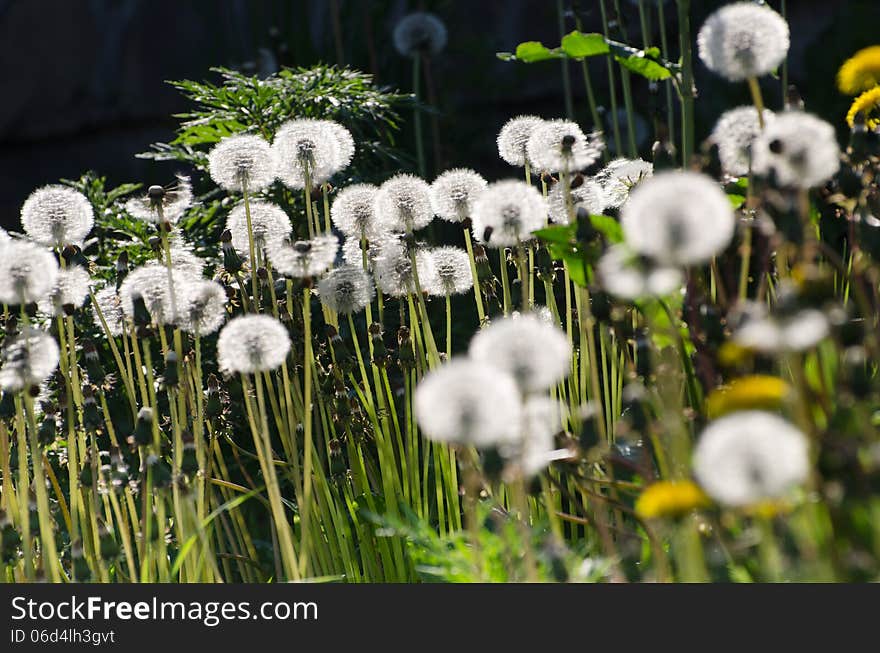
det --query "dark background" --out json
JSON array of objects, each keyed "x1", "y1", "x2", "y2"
[{"x1": 1, "y1": 0, "x2": 878, "y2": 228}]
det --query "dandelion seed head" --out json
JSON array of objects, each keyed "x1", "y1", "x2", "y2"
[
  {"x1": 697, "y1": 2, "x2": 790, "y2": 82},
  {"x1": 91, "y1": 286, "x2": 125, "y2": 337},
  {"x1": 319, "y1": 120, "x2": 355, "y2": 171},
  {"x1": 597, "y1": 158, "x2": 654, "y2": 208},
  {"x1": 331, "y1": 184, "x2": 380, "y2": 238},
  {"x1": 207, "y1": 134, "x2": 277, "y2": 192},
  {"x1": 471, "y1": 180, "x2": 547, "y2": 248},
  {"x1": 118, "y1": 265, "x2": 195, "y2": 326},
  {"x1": 731, "y1": 301, "x2": 829, "y2": 353},
  {"x1": 621, "y1": 171, "x2": 735, "y2": 266},
  {"x1": 165, "y1": 240, "x2": 206, "y2": 278},
  {"x1": 516, "y1": 396, "x2": 565, "y2": 477},
  {"x1": 597, "y1": 245, "x2": 683, "y2": 300},
  {"x1": 39, "y1": 265, "x2": 91, "y2": 316},
  {"x1": 179, "y1": 280, "x2": 228, "y2": 335},
  {"x1": 393, "y1": 11, "x2": 447, "y2": 57},
  {"x1": 694, "y1": 411, "x2": 808, "y2": 507},
  {"x1": 0, "y1": 240, "x2": 59, "y2": 305},
  {"x1": 273, "y1": 119, "x2": 341, "y2": 189},
  {"x1": 752, "y1": 112, "x2": 840, "y2": 189},
  {"x1": 0, "y1": 227, "x2": 10, "y2": 246},
  {"x1": 217, "y1": 315, "x2": 291, "y2": 375},
  {"x1": 422, "y1": 246, "x2": 473, "y2": 297},
  {"x1": 374, "y1": 174, "x2": 434, "y2": 233},
  {"x1": 225, "y1": 200, "x2": 292, "y2": 257},
  {"x1": 430, "y1": 168, "x2": 488, "y2": 223},
  {"x1": 373, "y1": 238, "x2": 419, "y2": 297},
  {"x1": 0, "y1": 328, "x2": 60, "y2": 393},
  {"x1": 267, "y1": 234, "x2": 339, "y2": 279},
  {"x1": 547, "y1": 179, "x2": 606, "y2": 224},
  {"x1": 526, "y1": 120, "x2": 604, "y2": 173},
  {"x1": 317, "y1": 264, "x2": 375, "y2": 314},
  {"x1": 124, "y1": 176, "x2": 193, "y2": 224},
  {"x1": 497, "y1": 115, "x2": 545, "y2": 167},
  {"x1": 414, "y1": 359, "x2": 521, "y2": 447},
  {"x1": 469, "y1": 313, "x2": 571, "y2": 393},
  {"x1": 20, "y1": 185, "x2": 94, "y2": 247},
  {"x1": 710, "y1": 106, "x2": 774, "y2": 177}
]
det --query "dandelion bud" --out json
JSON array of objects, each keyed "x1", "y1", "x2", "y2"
[
  {"x1": 180, "y1": 434, "x2": 199, "y2": 476},
  {"x1": 133, "y1": 407, "x2": 153, "y2": 446},
  {"x1": 397, "y1": 326, "x2": 415, "y2": 370},
  {"x1": 208, "y1": 134, "x2": 277, "y2": 192},
  {"x1": 651, "y1": 138, "x2": 677, "y2": 170},
  {"x1": 217, "y1": 315, "x2": 291, "y2": 374},
  {"x1": 393, "y1": 12, "x2": 447, "y2": 57},
  {"x1": 20, "y1": 185, "x2": 94, "y2": 247},
  {"x1": 497, "y1": 115, "x2": 544, "y2": 167}
]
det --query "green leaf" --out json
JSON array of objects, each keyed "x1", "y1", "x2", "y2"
[
  {"x1": 534, "y1": 224, "x2": 576, "y2": 246},
  {"x1": 560, "y1": 31, "x2": 609, "y2": 58},
  {"x1": 563, "y1": 256, "x2": 589, "y2": 287},
  {"x1": 589, "y1": 214, "x2": 624, "y2": 243},
  {"x1": 514, "y1": 41, "x2": 563, "y2": 62},
  {"x1": 727, "y1": 193, "x2": 746, "y2": 209},
  {"x1": 615, "y1": 54, "x2": 672, "y2": 81}
]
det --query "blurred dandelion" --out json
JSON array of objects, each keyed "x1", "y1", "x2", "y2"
[
  {"x1": 752, "y1": 112, "x2": 840, "y2": 189},
  {"x1": 0, "y1": 328, "x2": 60, "y2": 393},
  {"x1": 0, "y1": 240, "x2": 59, "y2": 305},
  {"x1": 730, "y1": 300, "x2": 830, "y2": 353},
  {"x1": 837, "y1": 45, "x2": 880, "y2": 95},
  {"x1": 635, "y1": 481, "x2": 710, "y2": 520},
  {"x1": 710, "y1": 107, "x2": 773, "y2": 177},
  {"x1": 393, "y1": 12, "x2": 448, "y2": 57},
  {"x1": 846, "y1": 87, "x2": 880, "y2": 130},
  {"x1": 597, "y1": 245, "x2": 683, "y2": 300},
  {"x1": 20, "y1": 185, "x2": 94, "y2": 248}
]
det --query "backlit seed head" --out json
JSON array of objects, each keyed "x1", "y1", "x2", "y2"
[
  {"x1": 267, "y1": 234, "x2": 339, "y2": 279},
  {"x1": 124, "y1": 175, "x2": 193, "y2": 224},
  {"x1": 331, "y1": 184, "x2": 380, "y2": 239},
  {"x1": 393, "y1": 12, "x2": 447, "y2": 57},
  {"x1": 751, "y1": 111, "x2": 840, "y2": 189},
  {"x1": 526, "y1": 120, "x2": 604, "y2": 174},
  {"x1": 179, "y1": 280, "x2": 228, "y2": 335},
  {"x1": 421, "y1": 246, "x2": 473, "y2": 297},
  {"x1": 217, "y1": 315, "x2": 291, "y2": 374},
  {"x1": 225, "y1": 200, "x2": 292, "y2": 258},
  {"x1": 547, "y1": 178, "x2": 606, "y2": 224},
  {"x1": 471, "y1": 180, "x2": 547, "y2": 248},
  {"x1": 20, "y1": 185, "x2": 94, "y2": 247},
  {"x1": 39, "y1": 265, "x2": 91, "y2": 317},
  {"x1": 597, "y1": 245, "x2": 683, "y2": 300},
  {"x1": 118, "y1": 265, "x2": 196, "y2": 326},
  {"x1": 430, "y1": 168, "x2": 488, "y2": 223},
  {"x1": 374, "y1": 174, "x2": 434, "y2": 233},
  {"x1": 373, "y1": 238, "x2": 420, "y2": 297},
  {"x1": 697, "y1": 2, "x2": 790, "y2": 82},
  {"x1": 710, "y1": 107, "x2": 775, "y2": 178},
  {"x1": 414, "y1": 359, "x2": 522, "y2": 447},
  {"x1": 0, "y1": 328, "x2": 60, "y2": 393},
  {"x1": 0, "y1": 240, "x2": 59, "y2": 305},
  {"x1": 207, "y1": 134, "x2": 277, "y2": 192},
  {"x1": 273, "y1": 119, "x2": 342, "y2": 189},
  {"x1": 469, "y1": 313, "x2": 571, "y2": 393},
  {"x1": 497, "y1": 115, "x2": 544, "y2": 167},
  {"x1": 316, "y1": 264, "x2": 375, "y2": 315},
  {"x1": 596, "y1": 158, "x2": 653, "y2": 208},
  {"x1": 91, "y1": 285, "x2": 125, "y2": 337}
]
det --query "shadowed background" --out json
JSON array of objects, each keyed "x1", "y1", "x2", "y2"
[{"x1": 1, "y1": 0, "x2": 878, "y2": 227}]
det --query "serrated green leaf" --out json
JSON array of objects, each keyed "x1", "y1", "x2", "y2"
[{"x1": 560, "y1": 31, "x2": 609, "y2": 58}]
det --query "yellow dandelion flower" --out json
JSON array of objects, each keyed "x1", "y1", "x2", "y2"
[
  {"x1": 837, "y1": 46, "x2": 880, "y2": 95},
  {"x1": 847, "y1": 86, "x2": 880, "y2": 130},
  {"x1": 717, "y1": 341, "x2": 752, "y2": 367},
  {"x1": 705, "y1": 375, "x2": 791, "y2": 419},
  {"x1": 635, "y1": 480, "x2": 710, "y2": 520}
]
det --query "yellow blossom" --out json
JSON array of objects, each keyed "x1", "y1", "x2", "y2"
[
  {"x1": 837, "y1": 46, "x2": 880, "y2": 95},
  {"x1": 635, "y1": 480, "x2": 710, "y2": 520},
  {"x1": 705, "y1": 375, "x2": 791, "y2": 419},
  {"x1": 847, "y1": 86, "x2": 880, "y2": 130}
]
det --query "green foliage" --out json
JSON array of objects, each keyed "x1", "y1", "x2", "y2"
[{"x1": 534, "y1": 214, "x2": 623, "y2": 287}]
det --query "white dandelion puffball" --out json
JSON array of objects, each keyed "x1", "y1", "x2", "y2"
[
  {"x1": 430, "y1": 168, "x2": 488, "y2": 223},
  {"x1": 621, "y1": 171, "x2": 735, "y2": 266},
  {"x1": 0, "y1": 227, "x2": 10, "y2": 246},
  {"x1": 342, "y1": 236, "x2": 380, "y2": 271},
  {"x1": 124, "y1": 176, "x2": 193, "y2": 224},
  {"x1": 517, "y1": 396, "x2": 567, "y2": 477},
  {"x1": 317, "y1": 264, "x2": 375, "y2": 315},
  {"x1": 731, "y1": 302, "x2": 829, "y2": 353},
  {"x1": 267, "y1": 234, "x2": 339, "y2": 279},
  {"x1": 179, "y1": 280, "x2": 228, "y2": 335},
  {"x1": 218, "y1": 314, "x2": 291, "y2": 374},
  {"x1": 497, "y1": 115, "x2": 545, "y2": 167},
  {"x1": 526, "y1": 119, "x2": 604, "y2": 173},
  {"x1": 39, "y1": 265, "x2": 91, "y2": 316},
  {"x1": 471, "y1": 180, "x2": 547, "y2": 248},
  {"x1": 374, "y1": 174, "x2": 434, "y2": 233},
  {"x1": 225, "y1": 200, "x2": 292, "y2": 257},
  {"x1": 20, "y1": 185, "x2": 94, "y2": 247},
  {"x1": 751, "y1": 112, "x2": 840, "y2": 189},
  {"x1": 91, "y1": 286, "x2": 125, "y2": 337},
  {"x1": 207, "y1": 133, "x2": 277, "y2": 192},
  {"x1": 320, "y1": 120, "x2": 356, "y2": 171},
  {"x1": 697, "y1": 2, "x2": 790, "y2": 82},
  {"x1": 118, "y1": 265, "x2": 195, "y2": 325},
  {"x1": 694, "y1": 411, "x2": 809, "y2": 507},
  {"x1": 0, "y1": 240, "x2": 59, "y2": 305},
  {"x1": 0, "y1": 328, "x2": 60, "y2": 392},
  {"x1": 547, "y1": 179, "x2": 606, "y2": 224},
  {"x1": 469, "y1": 313, "x2": 571, "y2": 393},
  {"x1": 373, "y1": 239, "x2": 419, "y2": 297},
  {"x1": 597, "y1": 158, "x2": 653, "y2": 209},
  {"x1": 422, "y1": 246, "x2": 473, "y2": 297},
  {"x1": 273, "y1": 119, "x2": 341, "y2": 189},
  {"x1": 710, "y1": 106, "x2": 774, "y2": 178},
  {"x1": 331, "y1": 184, "x2": 380, "y2": 239},
  {"x1": 414, "y1": 359, "x2": 521, "y2": 447},
  {"x1": 393, "y1": 11, "x2": 447, "y2": 57},
  {"x1": 166, "y1": 241, "x2": 206, "y2": 278},
  {"x1": 597, "y1": 245, "x2": 683, "y2": 301}
]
